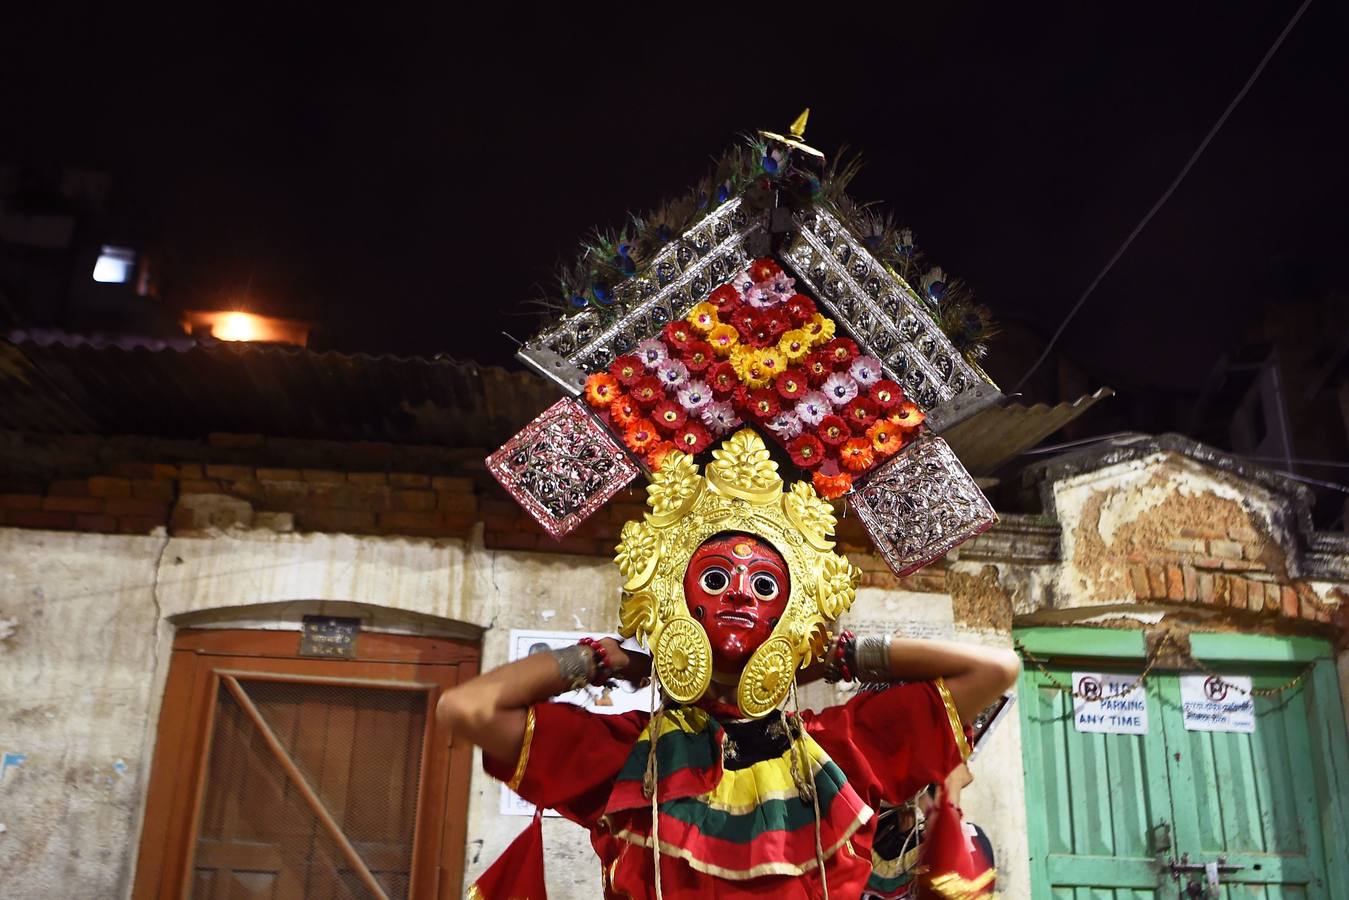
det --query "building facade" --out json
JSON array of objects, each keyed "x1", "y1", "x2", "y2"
[{"x1": 1, "y1": 353, "x2": 1346, "y2": 898}]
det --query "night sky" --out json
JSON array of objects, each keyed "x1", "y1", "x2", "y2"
[{"x1": 5, "y1": 3, "x2": 1346, "y2": 392}]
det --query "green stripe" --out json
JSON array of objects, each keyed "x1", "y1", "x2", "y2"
[
  {"x1": 865, "y1": 871, "x2": 914, "y2": 893},
  {"x1": 615, "y1": 726, "x2": 722, "y2": 784},
  {"x1": 654, "y1": 762, "x2": 849, "y2": 843}
]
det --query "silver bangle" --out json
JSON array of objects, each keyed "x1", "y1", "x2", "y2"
[
  {"x1": 553, "y1": 645, "x2": 594, "y2": 691},
  {"x1": 855, "y1": 634, "x2": 893, "y2": 681}
]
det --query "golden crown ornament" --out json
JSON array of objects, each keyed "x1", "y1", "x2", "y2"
[{"x1": 614, "y1": 429, "x2": 861, "y2": 718}]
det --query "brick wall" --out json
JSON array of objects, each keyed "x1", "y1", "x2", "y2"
[{"x1": 0, "y1": 431, "x2": 937, "y2": 590}]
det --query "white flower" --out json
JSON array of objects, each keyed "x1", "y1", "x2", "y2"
[
  {"x1": 768, "y1": 273, "x2": 795, "y2": 297},
  {"x1": 677, "y1": 379, "x2": 712, "y2": 411},
  {"x1": 794, "y1": 391, "x2": 832, "y2": 426},
  {"x1": 700, "y1": 400, "x2": 741, "y2": 435},
  {"x1": 765, "y1": 411, "x2": 802, "y2": 440},
  {"x1": 657, "y1": 358, "x2": 689, "y2": 388},
  {"x1": 821, "y1": 372, "x2": 859, "y2": 407},
  {"x1": 848, "y1": 356, "x2": 883, "y2": 387},
  {"x1": 743, "y1": 286, "x2": 779, "y2": 309},
  {"x1": 636, "y1": 338, "x2": 667, "y2": 370}
]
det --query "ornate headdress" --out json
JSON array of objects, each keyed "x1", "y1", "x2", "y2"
[
  {"x1": 487, "y1": 113, "x2": 1007, "y2": 714},
  {"x1": 614, "y1": 429, "x2": 859, "y2": 717}
]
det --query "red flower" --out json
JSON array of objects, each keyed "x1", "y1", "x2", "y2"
[
  {"x1": 623, "y1": 419, "x2": 659, "y2": 453},
  {"x1": 584, "y1": 373, "x2": 620, "y2": 410},
  {"x1": 784, "y1": 294, "x2": 817, "y2": 324},
  {"x1": 747, "y1": 388, "x2": 780, "y2": 420},
  {"x1": 646, "y1": 440, "x2": 678, "y2": 471},
  {"x1": 748, "y1": 258, "x2": 782, "y2": 284},
  {"x1": 709, "y1": 361, "x2": 739, "y2": 397},
  {"x1": 869, "y1": 379, "x2": 904, "y2": 410},
  {"x1": 813, "y1": 471, "x2": 853, "y2": 500},
  {"x1": 818, "y1": 414, "x2": 850, "y2": 447},
  {"x1": 788, "y1": 434, "x2": 826, "y2": 469},
  {"x1": 630, "y1": 375, "x2": 664, "y2": 409},
  {"x1": 609, "y1": 355, "x2": 644, "y2": 387},
  {"x1": 804, "y1": 351, "x2": 834, "y2": 386},
  {"x1": 663, "y1": 321, "x2": 695, "y2": 352},
  {"x1": 839, "y1": 437, "x2": 875, "y2": 473},
  {"x1": 682, "y1": 340, "x2": 714, "y2": 373},
  {"x1": 707, "y1": 284, "x2": 741, "y2": 313},
  {"x1": 775, "y1": 369, "x2": 808, "y2": 403},
  {"x1": 673, "y1": 421, "x2": 712, "y2": 454},
  {"x1": 843, "y1": 397, "x2": 879, "y2": 434},
  {"x1": 745, "y1": 310, "x2": 788, "y2": 348},
  {"x1": 890, "y1": 401, "x2": 926, "y2": 431},
  {"x1": 728, "y1": 306, "x2": 758, "y2": 337},
  {"x1": 824, "y1": 337, "x2": 859, "y2": 368},
  {"x1": 652, "y1": 400, "x2": 687, "y2": 434},
  {"x1": 609, "y1": 395, "x2": 640, "y2": 427}
]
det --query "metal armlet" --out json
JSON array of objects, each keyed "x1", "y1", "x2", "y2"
[
  {"x1": 553, "y1": 645, "x2": 594, "y2": 691},
  {"x1": 854, "y1": 634, "x2": 894, "y2": 682}
]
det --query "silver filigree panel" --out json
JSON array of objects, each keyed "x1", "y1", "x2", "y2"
[
  {"x1": 781, "y1": 208, "x2": 989, "y2": 410},
  {"x1": 851, "y1": 434, "x2": 997, "y2": 576},
  {"x1": 524, "y1": 199, "x2": 764, "y2": 374},
  {"x1": 486, "y1": 398, "x2": 640, "y2": 539}
]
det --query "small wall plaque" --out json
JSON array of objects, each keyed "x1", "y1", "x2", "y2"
[{"x1": 300, "y1": 615, "x2": 360, "y2": 658}]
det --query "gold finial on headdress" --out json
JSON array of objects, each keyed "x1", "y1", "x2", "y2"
[
  {"x1": 613, "y1": 429, "x2": 860, "y2": 717},
  {"x1": 759, "y1": 108, "x2": 825, "y2": 160}
]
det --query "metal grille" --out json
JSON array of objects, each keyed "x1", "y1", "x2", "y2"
[{"x1": 191, "y1": 677, "x2": 427, "y2": 900}]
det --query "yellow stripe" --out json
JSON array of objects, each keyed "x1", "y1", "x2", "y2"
[
  {"x1": 705, "y1": 733, "x2": 830, "y2": 812},
  {"x1": 935, "y1": 677, "x2": 971, "y2": 761},
  {"x1": 507, "y1": 705, "x2": 536, "y2": 792},
  {"x1": 928, "y1": 867, "x2": 997, "y2": 899}
]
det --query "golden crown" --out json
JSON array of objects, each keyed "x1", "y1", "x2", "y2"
[{"x1": 613, "y1": 429, "x2": 861, "y2": 718}]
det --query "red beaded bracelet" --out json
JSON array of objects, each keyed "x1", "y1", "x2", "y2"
[{"x1": 577, "y1": 637, "x2": 615, "y2": 686}]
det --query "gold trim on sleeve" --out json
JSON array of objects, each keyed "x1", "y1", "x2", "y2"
[
  {"x1": 508, "y1": 705, "x2": 537, "y2": 792},
  {"x1": 935, "y1": 677, "x2": 971, "y2": 761}
]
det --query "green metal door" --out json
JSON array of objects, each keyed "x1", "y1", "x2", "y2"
[{"x1": 1017, "y1": 628, "x2": 1349, "y2": 899}]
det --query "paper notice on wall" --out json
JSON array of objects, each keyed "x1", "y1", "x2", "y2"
[
  {"x1": 1180, "y1": 674, "x2": 1255, "y2": 733},
  {"x1": 499, "y1": 629, "x2": 652, "y2": 816},
  {"x1": 1072, "y1": 673, "x2": 1148, "y2": 735}
]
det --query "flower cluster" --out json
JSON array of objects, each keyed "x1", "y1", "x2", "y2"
[{"x1": 583, "y1": 258, "x2": 926, "y2": 493}]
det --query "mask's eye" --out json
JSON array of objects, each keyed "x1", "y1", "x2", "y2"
[
  {"x1": 700, "y1": 567, "x2": 730, "y2": 594},
  {"x1": 751, "y1": 573, "x2": 779, "y2": 601}
]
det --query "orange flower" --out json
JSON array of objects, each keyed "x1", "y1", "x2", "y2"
[
  {"x1": 867, "y1": 419, "x2": 903, "y2": 456},
  {"x1": 812, "y1": 471, "x2": 853, "y2": 500},
  {"x1": 609, "y1": 395, "x2": 640, "y2": 427},
  {"x1": 839, "y1": 437, "x2": 875, "y2": 472},
  {"x1": 646, "y1": 441, "x2": 678, "y2": 470},
  {"x1": 584, "y1": 373, "x2": 620, "y2": 410},
  {"x1": 623, "y1": 419, "x2": 659, "y2": 454},
  {"x1": 890, "y1": 401, "x2": 926, "y2": 431}
]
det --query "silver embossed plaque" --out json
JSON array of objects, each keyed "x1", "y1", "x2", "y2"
[
  {"x1": 487, "y1": 398, "x2": 640, "y2": 539},
  {"x1": 852, "y1": 434, "x2": 997, "y2": 576}
]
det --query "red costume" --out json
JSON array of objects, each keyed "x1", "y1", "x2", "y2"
[{"x1": 478, "y1": 679, "x2": 969, "y2": 898}]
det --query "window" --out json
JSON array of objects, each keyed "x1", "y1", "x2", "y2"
[{"x1": 92, "y1": 245, "x2": 136, "y2": 283}]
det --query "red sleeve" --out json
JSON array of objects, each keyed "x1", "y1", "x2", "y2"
[
  {"x1": 482, "y1": 702, "x2": 648, "y2": 826},
  {"x1": 803, "y1": 679, "x2": 969, "y2": 809}
]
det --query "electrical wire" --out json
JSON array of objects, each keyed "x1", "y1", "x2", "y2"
[{"x1": 1012, "y1": 0, "x2": 1315, "y2": 393}]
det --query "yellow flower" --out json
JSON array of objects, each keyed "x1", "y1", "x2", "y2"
[
  {"x1": 732, "y1": 348, "x2": 771, "y2": 388},
  {"x1": 803, "y1": 313, "x2": 836, "y2": 348},
  {"x1": 708, "y1": 323, "x2": 739, "y2": 357},
  {"x1": 686, "y1": 302, "x2": 720, "y2": 334},
  {"x1": 756, "y1": 348, "x2": 787, "y2": 379},
  {"x1": 778, "y1": 329, "x2": 811, "y2": 362}
]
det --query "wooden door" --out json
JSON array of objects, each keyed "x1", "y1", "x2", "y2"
[
  {"x1": 1017, "y1": 628, "x2": 1349, "y2": 899},
  {"x1": 1157, "y1": 633, "x2": 1349, "y2": 898},
  {"x1": 133, "y1": 629, "x2": 479, "y2": 900}
]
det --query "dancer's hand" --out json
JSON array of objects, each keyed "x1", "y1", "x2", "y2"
[{"x1": 597, "y1": 637, "x2": 651, "y2": 685}]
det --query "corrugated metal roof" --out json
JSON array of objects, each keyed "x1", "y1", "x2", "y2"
[
  {"x1": 941, "y1": 387, "x2": 1115, "y2": 475},
  {"x1": 0, "y1": 330, "x2": 558, "y2": 447}
]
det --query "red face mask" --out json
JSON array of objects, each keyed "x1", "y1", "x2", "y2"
[{"x1": 683, "y1": 534, "x2": 790, "y2": 673}]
